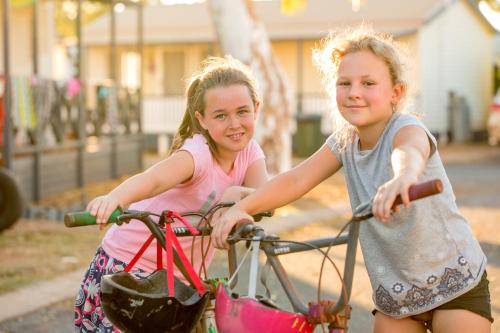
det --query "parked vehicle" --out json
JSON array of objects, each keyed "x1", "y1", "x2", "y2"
[{"x1": 1, "y1": 76, "x2": 24, "y2": 232}]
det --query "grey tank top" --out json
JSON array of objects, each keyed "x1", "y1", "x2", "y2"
[{"x1": 326, "y1": 113, "x2": 486, "y2": 317}]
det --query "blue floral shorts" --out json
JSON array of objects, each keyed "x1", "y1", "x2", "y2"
[{"x1": 74, "y1": 247, "x2": 147, "y2": 333}]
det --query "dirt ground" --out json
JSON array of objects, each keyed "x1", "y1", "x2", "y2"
[
  {"x1": 440, "y1": 144, "x2": 500, "y2": 332},
  {"x1": 0, "y1": 143, "x2": 498, "y2": 333}
]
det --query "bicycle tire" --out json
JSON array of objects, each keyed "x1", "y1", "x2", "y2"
[{"x1": 0, "y1": 167, "x2": 24, "y2": 232}]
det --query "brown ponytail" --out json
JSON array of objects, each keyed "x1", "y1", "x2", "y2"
[{"x1": 168, "y1": 77, "x2": 203, "y2": 154}]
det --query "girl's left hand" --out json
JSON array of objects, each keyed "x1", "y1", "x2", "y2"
[{"x1": 372, "y1": 174, "x2": 418, "y2": 222}]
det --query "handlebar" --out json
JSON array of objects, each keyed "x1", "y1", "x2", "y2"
[
  {"x1": 392, "y1": 178, "x2": 443, "y2": 208},
  {"x1": 64, "y1": 203, "x2": 273, "y2": 292},
  {"x1": 227, "y1": 179, "x2": 444, "y2": 246},
  {"x1": 352, "y1": 179, "x2": 443, "y2": 221},
  {"x1": 226, "y1": 221, "x2": 264, "y2": 244},
  {"x1": 64, "y1": 204, "x2": 273, "y2": 228}
]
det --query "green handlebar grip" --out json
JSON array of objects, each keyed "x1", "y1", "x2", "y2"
[{"x1": 64, "y1": 209, "x2": 122, "y2": 227}]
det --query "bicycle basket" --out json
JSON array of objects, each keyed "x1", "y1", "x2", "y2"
[
  {"x1": 215, "y1": 284, "x2": 314, "y2": 333},
  {"x1": 101, "y1": 269, "x2": 209, "y2": 333}
]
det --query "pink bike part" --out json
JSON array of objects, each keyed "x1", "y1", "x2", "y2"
[{"x1": 215, "y1": 284, "x2": 315, "y2": 333}]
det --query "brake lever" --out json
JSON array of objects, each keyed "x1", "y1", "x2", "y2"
[
  {"x1": 116, "y1": 210, "x2": 151, "y2": 225},
  {"x1": 350, "y1": 201, "x2": 373, "y2": 222},
  {"x1": 226, "y1": 221, "x2": 255, "y2": 245},
  {"x1": 253, "y1": 210, "x2": 274, "y2": 222}
]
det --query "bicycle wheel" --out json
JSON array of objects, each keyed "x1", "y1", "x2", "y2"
[{"x1": 0, "y1": 167, "x2": 24, "y2": 232}]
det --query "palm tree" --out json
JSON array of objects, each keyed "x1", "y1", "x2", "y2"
[{"x1": 208, "y1": 0, "x2": 294, "y2": 174}]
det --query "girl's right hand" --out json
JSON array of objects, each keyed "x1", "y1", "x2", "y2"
[
  {"x1": 211, "y1": 206, "x2": 254, "y2": 250},
  {"x1": 86, "y1": 195, "x2": 121, "y2": 230},
  {"x1": 372, "y1": 173, "x2": 418, "y2": 222}
]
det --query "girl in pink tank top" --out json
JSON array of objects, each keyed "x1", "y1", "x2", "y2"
[{"x1": 74, "y1": 57, "x2": 268, "y2": 333}]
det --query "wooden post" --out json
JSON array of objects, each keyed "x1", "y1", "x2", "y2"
[
  {"x1": 296, "y1": 39, "x2": 303, "y2": 115},
  {"x1": 76, "y1": 0, "x2": 86, "y2": 188},
  {"x1": 2, "y1": 0, "x2": 13, "y2": 170},
  {"x1": 33, "y1": 0, "x2": 42, "y2": 201},
  {"x1": 137, "y1": 0, "x2": 144, "y2": 169},
  {"x1": 110, "y1": 0, "x2": 118, "y2": 178}
]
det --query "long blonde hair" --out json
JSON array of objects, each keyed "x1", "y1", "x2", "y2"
[
  {"x1": 169, "y1": 56, "x2": 259, "y2": 155},
  {"x1": 313, "y1": 26, "x2": 411, "y2": 151}
]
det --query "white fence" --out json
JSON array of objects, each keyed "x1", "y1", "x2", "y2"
[
  {"x1": 298, "y1": 94, "x2": 333, "y2": 134},
  {"x1": 142, "y1": 95, "x2": 186, "y2": 134},
  {"x1": 142, "y1": 96, "x2": 185, "y2": 154}
]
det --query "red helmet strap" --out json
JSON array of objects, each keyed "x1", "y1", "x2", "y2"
[{"x1": 124, "y1": 210, "x2": 206, "y2": 296}]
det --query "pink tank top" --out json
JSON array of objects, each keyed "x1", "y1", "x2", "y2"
[{"x1": 102, "y1": 134, "x2": 264, "y2": 280}]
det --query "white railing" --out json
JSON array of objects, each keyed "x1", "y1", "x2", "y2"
[
  {"x1": 142, "y1": 95, "x2": 185, "y2": 154},
  {"x1": 298, "y1": 94, "x2": 333, "y2": 134},
  {"x1": 142, "y1": 95, "x2": 186, "y2": 135}
]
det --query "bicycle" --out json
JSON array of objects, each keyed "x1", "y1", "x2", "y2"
[
  {"x1": 65, "y1": 179, "x2": 443, "y2": 333},
  {"x1": 65, "y1": 201, "x2": 273, "y2": 333}
]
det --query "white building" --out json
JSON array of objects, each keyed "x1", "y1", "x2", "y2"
[{"x1": 81, "y1": 0, "x2": 500, "y2": 142}]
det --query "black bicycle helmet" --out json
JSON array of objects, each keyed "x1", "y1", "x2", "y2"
[
  {"x1": 101, "y1": 269, "x2": 209, "y2": 333},
  {"x1": 100, "y1": 210, "x2": 210, "y2": 333}
]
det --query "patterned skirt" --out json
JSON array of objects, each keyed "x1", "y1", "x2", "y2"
[{"x1": 74, "y1": 247, "x2": 147, "y2": 333}]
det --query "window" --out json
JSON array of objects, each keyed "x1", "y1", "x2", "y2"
[{"x1": 121, "y1": 52, "x2": 140, "y2": 89}]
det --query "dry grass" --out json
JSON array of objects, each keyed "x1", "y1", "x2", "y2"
[{"x1": 0, "y1": 219, "x2": 103, "y2": 294}]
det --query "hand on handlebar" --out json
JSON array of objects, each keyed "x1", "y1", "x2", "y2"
[
  {"x1": 372, "y1": 174, "x2": 418, "y2": 222},
  {"x1": 211, "y1": 206, "x2": 254, "y2": 250},
  {"x1": 86, "y1": 195, "x2": 121, "y2": 230}
]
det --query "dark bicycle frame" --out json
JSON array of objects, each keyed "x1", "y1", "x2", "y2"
[
  {"x1": 239, "y1": 223, "x2": 360, "y2": 316},
  {"x1": 129, "y1": 210, "x2": 359, "y2": 321}
]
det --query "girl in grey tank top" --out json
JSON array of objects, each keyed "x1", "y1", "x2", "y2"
[{"x1": 212, "y1": 27, "x2": 492, "y2": 332}]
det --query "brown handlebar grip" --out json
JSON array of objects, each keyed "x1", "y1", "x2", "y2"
[{"x1": 392, "y1": 179, "x2": 443, "y2": 208}]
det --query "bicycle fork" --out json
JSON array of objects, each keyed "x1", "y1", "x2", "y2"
[{"x1": 247, "y1": 236, "x2": 261, "y2": 298}]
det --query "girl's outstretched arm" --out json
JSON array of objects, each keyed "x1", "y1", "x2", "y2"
[
  {"x1": 372, "y1": 125, "x2": 431, "y2": 222},
  {"x1": 87, "y1": 151, "x2": 195, "y2": 225},
  {"x1": 212, "y1": 145, "x2": 341, "y2": 249}
]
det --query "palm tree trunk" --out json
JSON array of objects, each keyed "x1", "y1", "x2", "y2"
[{"x1": 208, "y1": 0, "x2": 293, "y2": 174}]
